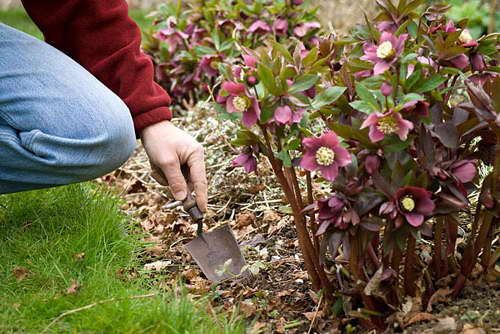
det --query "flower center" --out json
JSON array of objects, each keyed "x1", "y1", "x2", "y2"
[
  {"x1": 210, "y1": 60, "x2": 220, "y2": 70},
  {"x1": 377, "y1": 116, "x2": 399, "y2": 134},
  {"x1": 400, "y1": 196, "x2": 416, "y2": 212},
  {"x1": 233, "y1": 96, "x2": 249, "y2": 112},
  {"x1": 459, "y1": 29, "x2": 473, "y2": 44},
  {"x1": 315, "y1": 147, "x2": 335, "y2": 166},
  {"x1": 376, "y1": 41, "x2": 395, "y2": 59}
]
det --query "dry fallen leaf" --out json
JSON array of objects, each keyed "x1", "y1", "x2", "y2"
[
  {"x1": 239, "y1": 299, "x2": 257, "y2": 317},
  {"x1": 12, "y1": 266, "x2": 29, "y2": 282},
  {"x1": 461, "y1": 324, "x2": 486, "y2": 334},
  {"x1": 66, "y1": 280, "x2": 81, "y2": 295},
  {"x1": 406, "y1": 312, "x2": 436, "y2": 326},
  {"x1": 73, "y1": 252, "x2": 85, "y2": 261},
  {"x1": 427, "y1": 287, "x2": 452, "y2": 312},
  {"x1": 235, "y1": 211, "x2": 255, "y2": 228},
  {"x1": 433, "y1": 317, "x2": 457, "y2": 334},
  {"x1": 144, "y1": 260, "x2": 171, "y2": 271}
]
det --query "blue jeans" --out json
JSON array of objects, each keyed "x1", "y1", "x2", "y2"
[{"x1": 0, "y1": 23, "x2": 136, "y2": 194}]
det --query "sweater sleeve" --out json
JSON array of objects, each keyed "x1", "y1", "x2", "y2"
[{"x1": 21, "y1": 0, "x2": 172, "y2": 134}]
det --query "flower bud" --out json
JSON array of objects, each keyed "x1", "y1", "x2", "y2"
[
  {"x1": 365, "y1": 155, "x2": 380, "y2": 175},
  {"x1": 381, "y1": 82, "x2": 393, "y2": 97},
  {"x1": 471, "y1": 53, "x2": 486, "y2": 72},
  {"x1": 292, "y1": 0, "x2": 304, "y2": 5},
  {"x1": 247, "y1": 76, "x2": 258, "y2": 86}
]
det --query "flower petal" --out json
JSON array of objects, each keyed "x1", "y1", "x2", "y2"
[
  {"x1": 222, "y1": 81, "x2": 246, "y2": 95},
  {"x1": 368, "y1": 125, "x2": 385, "y2": 142},
  {"x1": 405, "y1": 213, "x2": 424, "y2": 227},
  {"x1": 300, "y1": 151, "x2": 319, "y2": 171},
  {"x1": 373, "y1": 61, "x2": 391, "y2": 75},
  {"x1": 333, "y1": 146, "x2": 352, "y2": 167},
  {"x1": 322, "y1": 131, "x2": 340, "y2": 148},
  {"x1": 320, "y1": 164, "x2": 339, "y2": 181},
  {"x1": 274, "y1": 106, "x2": 292, "y2": 125}
]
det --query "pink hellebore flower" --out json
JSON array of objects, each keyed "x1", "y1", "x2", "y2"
[
  {"x1": 316, "y1": 195, "x2": 348, "y2": 234},
  {"x1": 377, "y1": 21, "x2": 398, "y2": 33},
  {"x1": 273, "y1": 106, "x2": 305, "y2": 125},
  {"x1": 447, "y1": 54, "x2": 470, "y2": 70},
  {"x1": 273, "y1": 18, "x2": 289, "y2": 35},
  {"x1": 471, "y1": 53, "x2": 486, "y2": 72},
  {"x1": 293, "y1": 22, "x2": 321, "y2": 38},
  {"x1": 361, "y1": 110, "x2": 414, "y2": 142},
  {"x1": 364, "y1": 155, "x2": 380, "y2": 175},
  {"x1": 249, "y1": 20, "x2": 271, "y2": 34},
  {"x1": 198, "y1": 55, "x2": 220, "y2": 78},
  {"x1": 458, "y1": 29, "x2": 478, "y2": 47},
  {"x1": 232, "y1": 152, "x2": 257, "y2": 173},
  {"x1": 222, "y1": 81, "x2": 261, "y2": 128},
  {"x1": 300, "y1": 131, "x2": 352, "y2": 181},
  {"x1": 361, "y1": 32, "x2": 408, "y2": 75},
  {"x1": 450, "y1": 160, "x2": 477, "y2": 183},
  {"x1": 402, "y1": 99, "x2": 430, "y2": 118},
  {"x1": 154, "y1": 28, "x2": 189, "y2": 54},
  {"x1": 292, "y1": 0, "x2": 304, "y2": 5},
  {"x1": 395, "y1": 186, "x2": 435, "y2": 227},
  {"x1": 243, "y1": 54, "x2": 257, "y2": 68},
  {"x1": 381, "y1": 82, "x2": 393, "y2": 97}
]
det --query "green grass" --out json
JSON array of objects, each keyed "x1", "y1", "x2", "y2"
[
  {"x1": 0, "y1": 7, "x2": 153, "y2": 40},
  {"x1": 0, "y1": 184, "x2": 245, "y2": 333}
]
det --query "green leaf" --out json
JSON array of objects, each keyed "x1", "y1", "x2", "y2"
[
  {"x1": 311, "y1": 86, "x2": 347, "y2": 110},
  {"x1": 275, "y1": 150, "x2": 292, "y2": 168},
  {"x1": 349, "y1": 100, "x2": 375, "y2": 114},
  {"x1": 285, "y1": 138, "x2": 301, "y2": 151},
  {"x1": 257, "y1": 63, "x2": 281, "y2": 96},
  {"x1": 405, "y1": 69, "x2": 422, "y2": 91},
  {"x1": 303, "y1": 47, "x2": 319, "y2": 67},
  {"x1": 399, "y1": 93, "x2": 424, "y2": 105},
  {"x1": 272, "y1": 42, "x2": 293, "y2": 62},
  {"x1": 289, "y1": 74, "x2": 319, "y2": 94},
  {"x1": 413, "y1": 75, "x2": 448, "y2": 94},
  {"x1": 355, "y1": 82, "x2": 379, "y2": 110}
]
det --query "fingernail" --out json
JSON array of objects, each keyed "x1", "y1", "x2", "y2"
[{"x1": 174, "y1": 191, "x2": 187, "y2": 201}]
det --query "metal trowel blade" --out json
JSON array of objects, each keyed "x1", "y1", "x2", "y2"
[{"x1": 184, "y1": 224, "x2": 248, "y2": 282}]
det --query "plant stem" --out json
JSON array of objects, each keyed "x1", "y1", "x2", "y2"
[
  {"x1": 433, "y1": 218, "x2": 444, "y2": 279},
  {"x1": 306, "y1": 171, "x2": 321, "y2": 254},
  {"x1": 259, "y1": 125, "x2": 322, "y2": 290},
  {"x1": 403, "y1": 234, "x2": 417, "y2": 296}
]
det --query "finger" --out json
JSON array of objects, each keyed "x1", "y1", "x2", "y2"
[
  {"x1": 160, "y1": 157, "x2": 188, "y2": 201},
  {"x1": 151, "y1": 164, "x2": 169, "y2": 186},
  {"x1": 187, "y1": 145, "x2": 208, "y2": 212}
]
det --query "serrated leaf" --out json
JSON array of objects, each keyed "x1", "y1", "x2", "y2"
[
  {"x1": 289, "y1": 74, "x2": 319, "y2": 94},
  {"x1": 355, "y1": 82, "x2": 379, "y2": 110},
  {"x1": 257, "y1": 63, "x2": 281, "y2": 96},
  {"x1": 311, "y1": 86, "x2": 347, "y2": 110},
  {"x1": 349, "y1": 100, "x2": 375, "y2": 114},
  {"x1": 413, "y1": 75, "x2": 448, "y2": 94}
]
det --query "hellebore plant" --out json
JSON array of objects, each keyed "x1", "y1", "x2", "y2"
[
  {"x1": 143, "y1": 0, "x2": 321, "y2": 109},
  {"x1": 216, "y1": 0, "x2": 499, "y2": 331}
]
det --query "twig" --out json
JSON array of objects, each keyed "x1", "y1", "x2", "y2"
[
  {"x1": 41, "y1": 293, "x2": 157, "y2": 333},
  {"x1": 307, "y1": 294, "x2": 323, "y2": 334}
]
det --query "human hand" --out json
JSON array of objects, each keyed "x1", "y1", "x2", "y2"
[{"x1": 140, "y1": 120, "x2": 207, "y2": 211}]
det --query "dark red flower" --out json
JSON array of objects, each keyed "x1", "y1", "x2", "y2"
[{"x1": 395, "y1": 187, "x2": 435, "y2": 227}]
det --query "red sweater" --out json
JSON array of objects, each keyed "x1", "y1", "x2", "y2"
[{"x1": 21, "y1": 0, "x2": 172, "y2": 134}]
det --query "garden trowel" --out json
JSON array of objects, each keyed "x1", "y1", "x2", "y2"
[{"x1": 164, "y1": 194, "x2": 248, "y2": 282}]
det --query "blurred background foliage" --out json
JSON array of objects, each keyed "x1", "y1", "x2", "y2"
[{"x1": 1, "y1": 0, "x2": 498, "y2": 35}]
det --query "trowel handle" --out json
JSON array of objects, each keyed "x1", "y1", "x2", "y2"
[{"x1": 181, "y1": 165, "x2": 204, "y2": 233}]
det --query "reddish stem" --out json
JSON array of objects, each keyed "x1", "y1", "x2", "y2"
[
  {"x1": 403, "y1": 234, "x2": 417, "y2": 297},
  {"x1": 433, "y1": 219, "x2": 444, "y2": 279}
]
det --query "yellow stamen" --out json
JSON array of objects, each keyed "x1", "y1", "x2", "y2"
[
  {"x1": 315, "y1": 147, "x2": 335, "y2": 166},
  {"x1": 376, "y1": 116, "x2": 399, "y2": 134},
  {"x1": 232, "y1": 96, "x2": 249, "y2": 112},
  {"x1": 376, "y1": 41, "x2": 395, "y2": 59},
  {"x1": 459, "y1": 29, "x2": 473, "y2": 44},
  {"x1": 401, "y1": 196, "x2": 416, "y2": 212}
]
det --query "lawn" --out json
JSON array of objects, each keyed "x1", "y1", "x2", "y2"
[{"x1": 0, "y1": 184, "x2": 245, "y2": 333}]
